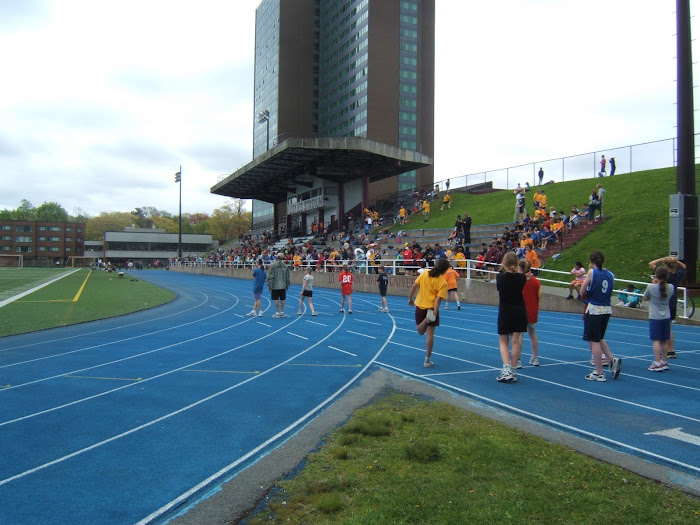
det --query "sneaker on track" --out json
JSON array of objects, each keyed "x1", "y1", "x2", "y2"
[
  {"x1": 247, "y1": 311, "x2": 257, "y2": 317},
  {"x1": 339, "y1": 308, "x2": 345, "y2": 313},
  {"x1": 610, "y1": 357, "x2": 622, "y2": 379},
  {"x1": 585, "y1": 372, "x2": 606, "y2": 382},
  {"x1": 457, "y1": 305, "x2": 461, "y2": 310},
  {"x1": 660, "y1": 361, "x2": 669, "y2": 371},
  {"x1": 272, "y1": 313, "x2": 280, "y2": 318},
  {"x1": 348, "y1": 310, "x2": 353, "y2": 314},
  {"x1": 497, "y1": 369, "x2": 516, "y2": 382},
  {"x1": 529, "y1": 357, "x2": 540, "y2": 366},
  {"x1": 515, "y1": 360, "x2": 523, "y2": 369},
  {"x1": 258, "y1": 311, "x2": 263, "y2": 317},
  {"x1": 423, "y1": 359, "x2": 434, "y2": 368},
  {"x1": 667, "y1": 351, "x2": 677, "y2": 359},
  {"x1": 297, "y1": 311, "x2": 303, "y2": 315},
  {"x1": 648, "y1": 362, "x2": 665, "y2": 372},
  {"x1": 444, "y1": 305, "x2": 449, "y2": 309},
  {"x1": 312, "y1": 312, "x2": 319, "y2": 316},
  {"x1": 426, "y1": 309, "x2": 436, "y2": 322}
]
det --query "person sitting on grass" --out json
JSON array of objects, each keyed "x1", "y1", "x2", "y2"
[{"x1": 617, "y1": 283, "x2": 642, "y2": 308}]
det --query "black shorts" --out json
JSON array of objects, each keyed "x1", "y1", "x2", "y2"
[
  {"x1": 302, "y1": 290, "x2": 313, "y2": 297},
  {"x1": 271, "y1": 289, "x2": 286, "y2": 301},
  {"x1": 379, "y1": 287, "x2": 387, "y2": 297},
  {"x1": 583, "y1": 313, "x2": 610, "y2": 343}
]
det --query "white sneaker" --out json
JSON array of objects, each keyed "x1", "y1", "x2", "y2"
[
  {"x1": 424, "y1": 359, "x2": 434, "y2": 368},
  {"x1": 272, "y1": 313, "x2": 280, "y2": 318},
  {"x1": 247, "y1": 310, "x2": 256, "y2": 317},
  {"x1": 515, "y1": 360, "x2": 523, "y2": 369},
  {"x1": 258, "y1": 311, "x2": 263, "y2": 317},
  {"x1": 426, "y1": 309, "x2": 436, "y2": 322},
  {"x1": 444, "y1": 305, "x2": 449, "y2": 309},
  {"x1": 529, "y1": 357, "x2": 540, "y2": 366},
  {"x1": 340, "y1": 308, "x2": 345, "y2": 313}
]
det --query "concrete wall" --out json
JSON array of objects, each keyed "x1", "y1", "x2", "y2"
[{"x1": 170, "y1": 265, "x2": 670, "y2": 323}]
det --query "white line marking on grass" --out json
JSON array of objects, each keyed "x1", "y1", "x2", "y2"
[
  {"x1": 287, "y1": 332, "x2": 308, "y2": 340},
  {"x1": 347, "y1": 330, "x2": 375, "y2": 339},
  {"x1": 375, "y1": 361, "x2": 700, "y2": 476},
  {"x1": 328, "y1": 346, "x2": 358, "y2": 357},
  {"x1": 0, "y1": 269, "x2": 80, "y2": 309}
]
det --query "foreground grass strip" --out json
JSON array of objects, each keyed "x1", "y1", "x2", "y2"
[
  {"x1": 0, "y1": 269, "x2": 175, "y2": 337},
  {"x1": 246, "y1": 393, "x2": 700, "y2": 524}
]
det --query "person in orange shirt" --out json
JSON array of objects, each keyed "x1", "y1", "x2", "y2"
[
  {"x1": 443, "y1": 264, "x2": 461, "y2": 310},
  {"x1": 525, "y1": 244, "x2": 541, "y2": 276},
  {"x1": 517, "y1": 259, "x2": 541, "y2": 366}
]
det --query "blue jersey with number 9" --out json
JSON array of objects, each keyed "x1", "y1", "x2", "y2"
[{"x1": 586, "y1": 268, "x2": 614, "y2": 307}]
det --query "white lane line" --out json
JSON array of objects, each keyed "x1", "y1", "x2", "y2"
[
  {"x1": 354, "y1": 319, "x2": 381, "y2": 326},
  {"x1": 288, "y1": 332, "x2": 309, "y2": 340},
  {"x1": 1, "y1": 309, "x2": 356, "y2": 486},
  {"x1": 328, "y1": 346, "x2": 358, "y2": 357},
  {"x1": 375, "y1": 361, "x2": 700, "y2": 476},
  {"x1": 306, "y1": 320, "x2": 327, "y2": 326},
  {"x1": 347, "y1": 330, "x2": 375, "y2": 339},
  {"x1": 135, "y1": 312, "x2": 397, "y2": 525}
]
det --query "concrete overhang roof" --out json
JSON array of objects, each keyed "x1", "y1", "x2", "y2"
[{"x1": 211, "y1": 137, "x2": 432, "y2": 204}]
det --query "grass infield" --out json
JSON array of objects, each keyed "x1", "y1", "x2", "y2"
[
  {"x1": 0, "y1": 268, "x2": 175, "y2": 338},
  {"x1": 246, "y1": 393, "x2": 700, "y2": 524}
]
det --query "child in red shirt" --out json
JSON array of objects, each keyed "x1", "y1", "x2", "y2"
[
  {"x1": 517, "y1": 259, "x2": 541, "y2": 366},
  {"x1": 339, "y1": 264, "x2": 354, "y2": 314}
]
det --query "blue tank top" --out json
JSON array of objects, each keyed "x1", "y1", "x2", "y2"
[{"x1": 586, "y1": 268, "x2": 614, "y2": 306}]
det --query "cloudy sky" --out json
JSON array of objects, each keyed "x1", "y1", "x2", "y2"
[{"x1": 0, "y1": 0, "x2": 691, "y2": 217}]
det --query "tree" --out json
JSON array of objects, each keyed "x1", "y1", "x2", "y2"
[
  {"x1": 35, "y1": 202, "x2": 70, "y2": 222},
  {"x1": 0, "y1": 209, "x2": 12, "y2": 220},
  {"x1": 131, "y1": 208, "x2": 153, "y2": 229},
  {"x1": 72, "y1": 207, "x2": 90, "y2": 223},
  {"x1": 208, "y1": 203, "x2": 251, "y2": 242},
  {"x1": 14, "y1": 199, "x2": 36, "y2": 220},
  {"x1": 152, "y1": 216, "x2": 179, "y2": 233},
  {"x1": 85, "y1": 212, "x2": 134, "y2": 241},
  {"x1": 187, "y1": 212, "x2": 209, "y2": 225}
]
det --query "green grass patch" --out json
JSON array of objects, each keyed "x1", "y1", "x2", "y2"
[
  {"x1": 246, "y1": 393, "x2": 700, "y2": 524},
  {"x1": 0, "y1": 269, "x2": 175, "y2": 337},
  {"x1": 385, "y1": 166, "x2": 700, "y2": 282}
]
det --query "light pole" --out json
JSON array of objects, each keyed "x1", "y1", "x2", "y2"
[
  {"x1": 257, "y1": 109, "x2": 270, "y2": 151},
  {"x1": 174, "y1": 166, "x2": 182, "y2": 261}
]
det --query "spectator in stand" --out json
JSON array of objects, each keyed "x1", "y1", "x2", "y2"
[
  {"x1": 586, "y1": 189, "x2": 599, "y2": 224},
  {"x1": 525, "y1": 244, "x2": 541, "y2": 275},
  {"x1": 596, "y1": 183, "x2": 606, "y2": 219},
  {"x1": 422, "y1": 199, "x2": 430, "y2": 222},
  {"x1": 399, "y1": 205, "x2": 407, "y2": 225},
  {"x1": 617, "y1": 283, "x2": 641, "y2": 308},
  {"x1": 599, "y1": 155, "x2": 607, "y2": 177},
  {"x1": 441, "y1": 193, "x2": 452, "y2": 210},
  {"x1": 609, "y1": 157, "x2": 616, "y2": 176},
  {"x1": 567, "y1": 261, "x2": 586, "y2": 299},
  {"x1": 402, "y1": 243, "x2": 414, "y2": 276},
  {"x1": 463, "y1": 213, "x2": 472, "y2": 244}
]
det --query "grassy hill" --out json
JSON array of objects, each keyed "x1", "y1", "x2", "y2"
[{"x1": 389, "y1": 166, "x2": 700, "y2": 282}]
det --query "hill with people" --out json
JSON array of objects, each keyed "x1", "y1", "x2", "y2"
[{"x1": 386, "y1": 166, "x2": 699, "y2": 282}]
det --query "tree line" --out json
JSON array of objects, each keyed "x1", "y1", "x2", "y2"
[{"x1": 0, "y1": 199, "x2": 251, "y2": 244}]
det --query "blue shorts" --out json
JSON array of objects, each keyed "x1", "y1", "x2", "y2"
[{"x1": 649, "y1": 318, "x2": 671, "y2": 342}]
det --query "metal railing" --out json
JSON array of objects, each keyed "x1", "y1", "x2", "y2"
[
  {"x1": 434, "y1": 136, "x2": 687, "y2": 193},
  {"x1": 169, "y1": 255, "x2": 693, "y2": 319}
]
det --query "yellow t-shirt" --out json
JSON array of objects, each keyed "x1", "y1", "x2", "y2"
[
  {"x1": 423, "y1": 201, "x2": 430, "y2": 212},
  {"x1": 414, "y1": 271, "x2": 447, "y2": 310},
  {"x1": 399, "y1": 207, "x2": 406, "y2": 217},
  {"x1": 443, "y1": 194, "x2": 451, "y2": 204},
  {"x1": 453, "y1": 252, "x2": 466, "y2": 268}
]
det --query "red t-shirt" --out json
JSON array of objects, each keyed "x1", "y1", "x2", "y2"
[
  {"x1": 522, "y1": 277, "x2": 541, "y2": 324},
  {"x1": 339, "y1": 271, "x2": 354, "y2": 295}
]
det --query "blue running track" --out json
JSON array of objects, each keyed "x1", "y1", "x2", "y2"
[{"x1": 0, "y1": 270, "x2": 698, "y2": 524}]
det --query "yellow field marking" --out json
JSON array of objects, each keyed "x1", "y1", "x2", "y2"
[
  {"x1": 72, "y1": 270, "x2": 92, "y2": 302},
  {"x1": 64, "y1": 375, "x2": 142, "y2": 382},
  {"x1": 16, "y1": 270, "x2": 93, "y2": 303},
  {"x1": 183, "y1": 369, "x2": 260, "y2": 375},
  {"x1": 287, "y1": 363, "x2": 363, "y2": 368}
]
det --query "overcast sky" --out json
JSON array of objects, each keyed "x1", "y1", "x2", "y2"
[{"x1": 0, "y1": 0, "x2": 691, "y2": 217}]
